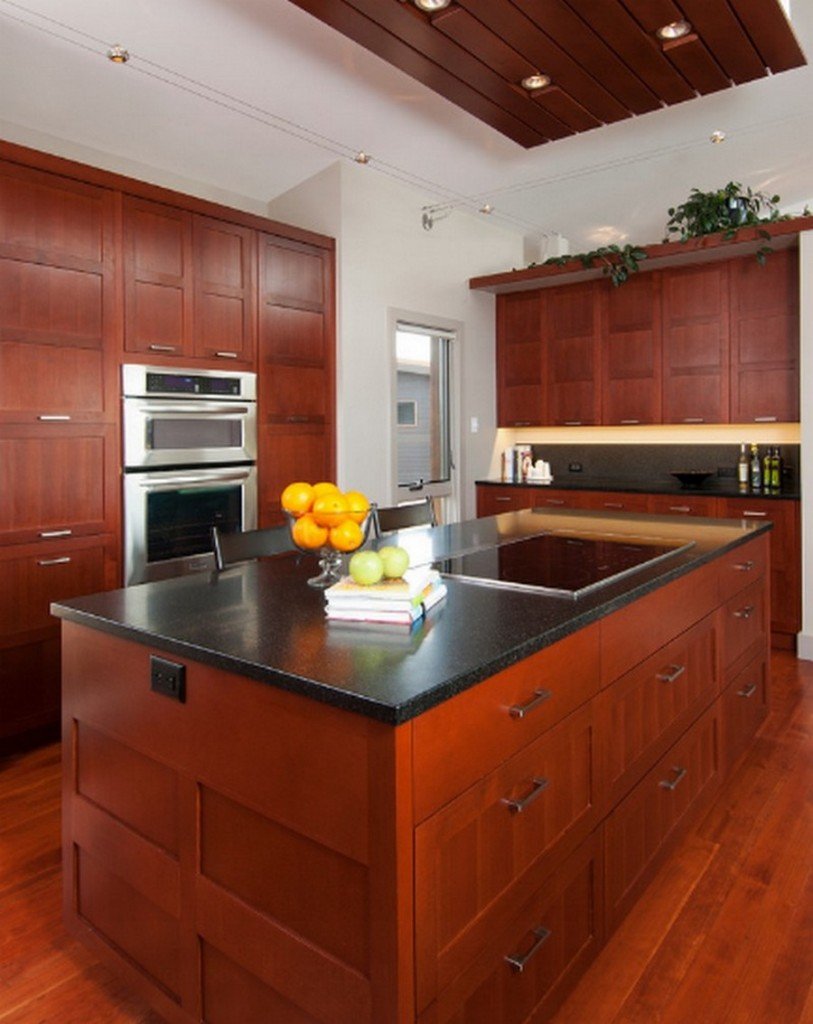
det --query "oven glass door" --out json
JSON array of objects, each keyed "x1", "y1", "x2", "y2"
[
  {"x1": 124, "y1": 466, "x2": 257, "y2": 584},
  {"x1": 123, "y1": 399, "x2": 257, "y2": 468}
]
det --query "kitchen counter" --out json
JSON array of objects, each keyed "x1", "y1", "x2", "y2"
[
  {"x1": 476, "y1": 476, "x2": 800, "y2": 500},
  {"x1": 52, "y1": 508, "x2": 769, "y2": 724}
]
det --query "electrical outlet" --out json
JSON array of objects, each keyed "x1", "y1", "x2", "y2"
[
  {"x1": 568, "y1": 462, "x2": 583, "y2": 473},
  {"x1": 150, "y1": 655, "x2": 186, "y2": 703}
]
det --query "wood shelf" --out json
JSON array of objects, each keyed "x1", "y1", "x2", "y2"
[{"x1": 470, "y1": 215, "x2": 813, "y2": 294}]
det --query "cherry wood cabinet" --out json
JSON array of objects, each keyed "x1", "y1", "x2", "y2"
[
  {"x1": 720, "y1": 651, "x2": 769, "y2": 772},
  {"x1": 496, "y1": 292, "x2": 544, "y2": 427},
  {"x1": 545, "y1": 282, "x2": 601, "y2": 426},
  {"x1": 648, "y1": 493, "x2": 720, "y2": 517},
  {"x1": 729, "y1": 248, "x2": 799, "y2": 423},
  {"x1": 257, "y1": 234, "x2": 335, "y2": 523},
  {"x1": 601, "y1": 273, "x2": 662, "y2": 425}
]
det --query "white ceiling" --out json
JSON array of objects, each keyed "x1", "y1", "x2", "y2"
[{"x1": 2, "y1": 0, "x2": 812, "y2": 253}]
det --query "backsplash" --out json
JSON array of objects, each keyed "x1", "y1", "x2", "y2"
[{"x1": 528, "y1": 443, "x2": 799, "y2": 487}]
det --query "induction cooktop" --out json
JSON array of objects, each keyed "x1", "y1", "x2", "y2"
[{"x1": 437, "y1": 531, "x2": 694, "y2": 598}]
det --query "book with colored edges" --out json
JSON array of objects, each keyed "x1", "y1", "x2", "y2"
[
  {"x1": 325, "y1": 581, "x2": 447, "y2": 625},
  {"x1": 325, "y1": 567, "x2": 440, "y2": 607}
]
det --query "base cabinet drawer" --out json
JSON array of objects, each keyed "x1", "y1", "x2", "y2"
[
  {"x1": 418, "y1": 831, "x2": 604, "y2": 1024},
  {"x1": 604, "y1": 703, "x2": 722, "y2": 930},
  {"x1": 720, "y1": 653, "x2": 769, "y2": 771},
  {"x1": 415, "y1": 703, "x2": 599, "y2": 1010},
  {"x1": 720, "y1": 576, "x2": 767, "y2": 672}
]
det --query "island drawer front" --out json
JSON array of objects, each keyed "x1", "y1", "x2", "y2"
[
  {"x1": 414, "y1": 702, "x2": 599, "y2": 1011},
  {"x1": 720, "y1": 576, "x2": 767, "y2": 672},
  {"x1": 604, "y1": 702, "x2": 722, "y2": 930},
  {"x1": 600, "y1": 559, "x2": 718, "y2": 686},
  {"x1": 417, "y1": 830, "x2": 604, "y2": 1024},
  {"x1": 412, "y1": 622, "x2": 601, "y2": 823},
  {"x1": 720, "y1": 651, "x2": 768, "y2": 772},
  {"x1": 716, "y1": 534, "x2": 768, "y2": 603},
  {"x1": 598, "y1": 614, "x2": 718, "y2": 810},
  {"x1": 62, "y1": 626, "x2": 372, "y2": 865}
]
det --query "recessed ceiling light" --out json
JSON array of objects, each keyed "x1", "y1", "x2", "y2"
[
  {"x1": 479, "y1": 203, "x2": 493, "y2": 214},
  {"x1": 354, "y1": 151, "x2": 371, "y2": 164},
  {"x1": 106, "y1": 44, "x2": 130, "y2": 64},
  {"x1": 414, "y1": 0, "x2": 451, "y2": 11},
  {"x1": 656, "y1": 20, "x2": 692, "y2": 41},
  {"x1": 521, "y1": 73, "x2": 551, "y2": 92},
  {"x1": 710, "y1": 130, "x2": 727, "y2": 144}
]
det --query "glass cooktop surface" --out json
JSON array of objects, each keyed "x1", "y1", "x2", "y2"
[{"x1": 437, "y1": 531, "x2": 693, "y2": 598}]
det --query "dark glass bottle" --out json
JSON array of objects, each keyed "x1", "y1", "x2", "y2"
[
  {"x1": 737, "y1": 442, "x2": 749, "y2": 491},
  {"x1": 762, "y1": 447, "x2": 773, "y2": 491},
  {"x1": 771, "y1": 446, "x2": 783, "y2": 491}
]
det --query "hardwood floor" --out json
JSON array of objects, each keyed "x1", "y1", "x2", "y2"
[{"x1": 0, "y1": 652, "x2": 810, "y2": 1023}]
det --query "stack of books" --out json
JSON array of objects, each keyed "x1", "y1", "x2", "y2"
[{"x1": 324, "y1": 567, "x2": 447, "y2": 625}]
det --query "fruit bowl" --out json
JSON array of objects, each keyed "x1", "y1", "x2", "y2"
[{"x1": 285, "y1": 505, "x2": 376, "y2": 588}]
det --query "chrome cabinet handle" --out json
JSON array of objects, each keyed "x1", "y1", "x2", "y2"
[
  {"x1": 669, "y1": 505, "x2": 691, "y2": 513},
  {"x1": 512, "y1": 420, "x2": 531, "y2": 427},
  {"x1": 742, "y1": 511, "x2": 768, "y2": 518},
  {"x1": 508, "y1": 688, "x2": 552, "y2": 719},
  {"x1": 39, "y1": 529, "x2": 73, "y2": 538},
  {"x1": 734, "y1": 560, "x2": 755, "y2": 572},
  {"x1": 734, "y1": 605, "x2": 755, "y2": 619},
  {"x1": 37, "y1": 556, "x2": 71, "y2": 566},
  {"x1": 657, "y1": 664, "x2": 686, "y2": 684},
  {"x1": 545, "y1": 498, "x2": 565, "y2": 506},
  {"x1": 501, "y1": 777, "x2": 549, "y2": 814},
  {"x1": 504, "y1": 926, "x2": 551, "y2": 973},
  {"x1": 737, "y1": 682, "x2": 758, "y2": 698},
  {"x1": 753, "y1": 416, "x2": 777, "y2": 423},
  {"x1": 38, "y1": 414, "x2": 71, "y2": 421},
  {"x1": 285, "y1": 415, "x2": 310, "y2": 423},
  {"x1": 495, "y1": 496, "x2": 512, "y2": 502},
  {"x1": 620, "y1": 419, "x2": 640, "y2": 425},
  {"x1": 148, "y1": 343, "x2": 177, "y2": 352},
  {"x1": 215, "y1": 351, "x2": 238, "y2": 359},
  {"x1": 603, "y1": 501, "x2": 623, "y2": 509},
  {"x1": 682, "y1": 417, "x2": 704, "y2": 424},
  {"x1": 563, "y1": 420, "x2": 583, "y2": 426},
  {"x1": 659, "y1": 766, "x2": 687, "y2": 791}
]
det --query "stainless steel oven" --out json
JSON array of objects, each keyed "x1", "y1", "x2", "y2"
[{"x1": 122, "y1": 365, "x2": 258, "y2": 585}]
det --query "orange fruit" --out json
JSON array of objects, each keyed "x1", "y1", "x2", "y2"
[
  {"x1": 312, "y1": 492, "x2": 350, "y2": 528},
  {"x1": 280, "y1": 481, "x2": 315, "y2": 515},
  {"x1": 311, "y1": 481, "x2": 340, "y2": 500},
  {"x1": 329, "y1": 518, "x2": 364, "y2": 552},
  {"x1": 343, "y1": 489, "x2": 370, "y2": 524},
  {"x1": 291, "y1": 513, "x2": 328, "y2": 549}
]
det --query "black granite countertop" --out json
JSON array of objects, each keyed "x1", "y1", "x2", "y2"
[
  {"x1": 476, "y1": 477, "x2": 800, "y2": 500},
  {"x1": 52, "y1": 509, "x2": 770, "y2": 725}
]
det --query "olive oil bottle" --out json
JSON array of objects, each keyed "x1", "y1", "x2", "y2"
[
  {"x1": 749, "y1": 443, "x2": 762, "y2": 491},
  {"x1": 737, "y1": 443, "x2": 749, "y2": 491}
]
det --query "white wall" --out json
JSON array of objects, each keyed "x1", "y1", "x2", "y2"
[
  {"x1": 268, "y1": 162, "x2": 524, "y2": 520},
  {"x1": 798, "y1": 231, "x2": 812, "y2": 659}
]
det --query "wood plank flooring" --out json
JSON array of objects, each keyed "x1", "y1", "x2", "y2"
[{"x1": 0, "y1": 652, "x2": 810, "y2": 1023}]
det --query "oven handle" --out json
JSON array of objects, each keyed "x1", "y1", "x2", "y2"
[
  {"x1": 135, "y1": 471, "x2": 253, "y2": 490},
  {"x1": 133, "y1": 403, "x2": 252, "y2": 416}
]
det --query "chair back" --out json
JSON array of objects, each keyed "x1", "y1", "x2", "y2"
[
  {"x1": 373, "y1": 497, "x2": 436, "y2": 537},
  {"x1": 212, "y1": 525, "x2": 293, "y2": 570}
]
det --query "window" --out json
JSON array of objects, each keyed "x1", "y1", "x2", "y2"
[{"x1": 394, "y1": 322, "x2": 454, "y2": 500}]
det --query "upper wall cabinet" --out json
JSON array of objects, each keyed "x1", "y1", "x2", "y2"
[
  {"x1": 493, "y1": 248, "x2": 800, "y2": 428},
  {"x1": 0, "y1": 160, "x2": 116, "y2": 422},
  {"x1": 123, "y1": 196, "x2": 256, "y2": 366}
]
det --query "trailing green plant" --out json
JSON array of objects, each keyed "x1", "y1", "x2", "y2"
[
  {"x1": 530, "y1": 243, "x2": 648, "y2": 287},
  {"x1": 664, "y1": 181, "x2": 788, "y2": 264}
]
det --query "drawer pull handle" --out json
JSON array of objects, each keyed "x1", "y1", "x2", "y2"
[
  {"x1": 737, "y1": 682, "x2": 758, "y2": 699},
  {"x1": 682, "y1": 417, "x2": 704, "y2": 424},
  {"x1": 734, "y1": 560, "x2": 755, "y2": 572},
  {"x1": 40, "y1": 529, "x2": 73, "y2": 538},
  {"x1": 753, "y1": 416, "x2": 778, "y2": 423},
  {"x1": 215, "y1": 350, "x2": 238, "y2": 359},
  {"x1": 603, "y1": 502, "x2": 623, "y2": 509},
  {"x1": 742, "y1": 511, "x2": 768, "y2": 518},
  {"x1": 564, "y1": 420, "x2": 583, "y2": 427},
  {"x1": 37, "y1": 556, "x2": 71, "y2": 566},
  {"x1": 504, "y1": 926, "x2": 551, "y2": 973},
  {"x1": 512, "y1": 421, "x2": 531, "y2": 427},
  {"x1": 657, "y1": 664, "x2": 686, "y2": 684},
  {"x1": 495, "y1": 496, "x2": 512, "y2": 502},
  {"x1": 669, "y1": 505, "x2": 691, "y2": 514},
  {"x1": 502, "y1": 776, "x2": 549, "y2": 814},
  {"x1": 508, "y1": 688, "x2": 552, "y2": 719},
  {"x1": 148, "y1": 343, "x2": 177, "y2": 352},
  {"x1": 734, "y1": 604, "x2": 755, "y2": 620},
  {"x1": 659, "y1": 765, "x2": 687, "y2": 791},
  {"x1": 38, "y1": 414, "x2": 71, "y2": 421},
  {"x1": 620, "y1": 419, "x2": 640, "y2": 425},
  {"x1": 545, "y1": 498, "x2": 565, "y2": 506}
]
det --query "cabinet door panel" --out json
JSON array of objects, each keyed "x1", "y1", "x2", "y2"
[
  {"x1": 721, "y1": 652, "x2": 768, "y2": 771},
  {"x1": 475, "y1": 485, "x2": 536, "y2": 516},
  {"x1": 260, "y1": 236, "x2": 325, "y2": 307},
  {"x1": 0, "y1": 635, "x2": 61, "y2": 739},
  {"x1": 497, "y1": 292, "x2": 544, "y2": 427},
  {"x1": 662, "y1": 263, "x2": 729, "y2": 424},
  {"x1": 545, "y1": 284, "x2": 600, "y2": 425},
  {"x1": 262, "y1": 364, "x2": 329, "y2": 422},
  {"x1": 602, "y1": 274, "x2": 662, "y2": 425},
  {"x1": 261, "y1": 305, "x2": 326, "y2": 364},
  {"x1": 193, "y1": 216, "x2": 256, "y2": 363},
  {"x1": 258, "y1": 423, "x2": 332, "y2": 525},
  {"x1": 0, "y1": 342, "x2": 108, "y2": 422},
  {"x1": 719, "y1": 576, "x2": 768, "y2": 672}
]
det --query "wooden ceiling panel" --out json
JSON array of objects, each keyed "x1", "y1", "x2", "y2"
[{"x1": 286, "y1": 0, "x2": 806, "y2": 148}]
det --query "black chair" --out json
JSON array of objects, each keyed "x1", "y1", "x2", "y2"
[
  {"x1": 373, "y1": 497, "x2": 436, "y2": 537},
  {"x1": 212, "y1": 525, "x2": 293, "y2": 570}
]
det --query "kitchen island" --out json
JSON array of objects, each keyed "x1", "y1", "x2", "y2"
[{"x1": 52, "y1": 509, "x2": 771, "y2": 1024}]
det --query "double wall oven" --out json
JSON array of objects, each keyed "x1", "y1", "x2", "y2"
[{"x1": 122, "y1": 365, "x2": 257, "y2": 585}]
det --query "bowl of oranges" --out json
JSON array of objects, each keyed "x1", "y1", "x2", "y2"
[{"x1": 281, "y1": 481, "x2": 375, "y2": 588}]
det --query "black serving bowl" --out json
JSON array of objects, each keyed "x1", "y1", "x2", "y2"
[{"x1": 671, "y1": 470, "x2": 714, "y2": 489}]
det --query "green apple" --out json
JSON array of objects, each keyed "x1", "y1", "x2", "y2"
[
  {"x1": 349, "y1": 550, "x2": 385, "y2": 586},
  {"x1": 378, "y1": 545, "x2": 410, "y2": 579}
]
